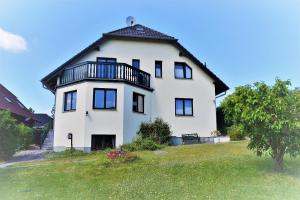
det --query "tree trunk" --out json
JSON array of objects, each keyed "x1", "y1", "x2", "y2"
[{"x1": 272, "y1": 147, "x2": 285, "y2": 172}]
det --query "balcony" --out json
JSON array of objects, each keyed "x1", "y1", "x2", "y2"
[{"x1": 59, "y1": 61, "x2": 152, "y2": 90}]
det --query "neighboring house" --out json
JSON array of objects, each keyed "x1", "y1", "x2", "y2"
[
  {"x1": 33, "y1": 113, "x2": 53, "y2": 129},
  {"x1": 41, "y1": 23, "x2": 229, "y2": 151},
  {"x1": 0, "y1": 84, "x2": 36, "y2": 127}
]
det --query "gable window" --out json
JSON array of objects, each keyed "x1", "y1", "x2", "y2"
[
  {"x1": 155, "y1": 61, "x2": 162, "y2": 78},
  {"x1": 132, "y1": 92, "x2": 144, "y2": 113},
  {"x1": 175, "y1": 98, "x2": 193, "y2": 116},
  {"x1": 96, "y1": 57, "x2": 117, "y2": 79},
  {"x1": 174, "y1": 62, "x2": 192, "y2": 79},
  {"x1": 132, "y1": 59, "x2": 140, "y2": 69},
  {"x1": 64, "y1": 91, "x2": 77, "y2": 111},
  {"x1": 93, "y1": 89, "x2": 117, "y2": 109}
]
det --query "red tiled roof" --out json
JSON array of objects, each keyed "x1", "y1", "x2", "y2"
[{"x1": 0, "y1": 84, "x2": 35, "y2": 119}]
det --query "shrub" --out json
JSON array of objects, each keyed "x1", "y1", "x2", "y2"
[
  {"x1": 17, "y1": 123, "x2": 32, "y2": 150},
  {"x1": 139, "y1": 138, "x2": 159, "y2": 150},
  {"x1": 228, "y1": 125, "x2": 245, "y2": 141},
  {"x1": 121, "y1": 143, "x2": 137, "y2": 152},
  {"x1": 138, "y1": 118, "x2": 171, "y2": 144},
  {"x1": 121, "y1": 136, "x2": 161, "y2": 152},
  {"x1": 0, "y1": 110, "x2": 19, "y2": 160}
]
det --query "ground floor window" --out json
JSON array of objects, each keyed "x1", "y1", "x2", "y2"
[
  {"x1": 64, "y1": 90, "x2": 77, "y2": 111},
  {"x1": 91, "y1": 135, "x2": 116, "y2": 150},
  {"x1": 175, "y1": 98, "x2": 193, "y2": 116},
  {"x1": 133, "y1": 92, "x2": 144, "y2": 113},
  {"x1": 93, "y1": 88, "x2": 117, "y2": 109}
]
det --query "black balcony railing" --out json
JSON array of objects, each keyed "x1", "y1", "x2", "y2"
[{"x1": 59, "y1": 61, "x2": 151, "y2": 89}]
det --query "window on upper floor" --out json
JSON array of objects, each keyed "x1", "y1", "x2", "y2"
[
  {"x1": 64, "y1": 90, "x2": 77, "y2": 111},
  {"x1": 174, "y1": 62, "x2": 192, "y2": 79},
  {"x1": 155, "y1": 61, "x2": 162, "y2": 78},
  {"x1": 175, "y1": 98, "x2": 193, "y2": 116},
  {"x1": 93, "y1": 89, "x2": 117, "y2": 109},
  {"x1": 96, "y1": 57, "x2": 117, "y2": 79},
  {"x1": 132, "y1": 59, "x2": 140, "y2": 69},
  {"x1": 132, "y1": 92, "x2": 144, "y2": 113}
]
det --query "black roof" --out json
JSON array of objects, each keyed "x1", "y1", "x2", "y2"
[
  {"x1": 41, "y1": 24, "x2": 229, "y2": 95},
  {"x1": 104, "y1": 24, "x2": 177, "y2": 41},
  {"x1": 34, "y1": 113, "x2": 52, "y2": 126}
]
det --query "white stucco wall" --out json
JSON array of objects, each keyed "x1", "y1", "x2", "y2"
[
  {"x1": 77, "y1": 39, "x2": 217, "y2": 136},
  {"x1": 53, "y1": 38, "x2": 217, "y2": 151}
]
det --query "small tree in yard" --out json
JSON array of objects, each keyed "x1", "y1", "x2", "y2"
[
  {"x1": 221, "y1": 79, "x2": 300, "y2": 171},
  {"x1": 0, "y1": 110, "x2": 33, "y2": 160}
]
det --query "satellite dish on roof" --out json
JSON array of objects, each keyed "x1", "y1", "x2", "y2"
[{"x1": 126, "y1": 16, "x2": 136, "y2": 26}]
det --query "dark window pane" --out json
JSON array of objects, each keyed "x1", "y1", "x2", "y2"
[
  {"x1": 71, "y1": 92, "x2": 77, "y2": 110},
  {"x1": 155, "y1": 61, "x2": 162, "y2": 78},
  {"x1": 64, "y1": 91, "x2": 76, "y2": 111},
  {"x1": 132, "y1": 59, "x2": 140, "y2": 69},
  {"x1": 175, "y1": 64, "x2": 184, "y2": 78},
  {"x1": 133, "y1": 92, "x2": 144, "y2": 113},
  {"x1": 94, "y1": 90, "x2": 105, "y2": 108},
  {"x1": 175, "y1": 99, "x2": 184, "y2": 115},
  {"x1": 138, "y1": 95, "x2": 144, "y2": 113},
  {"x1": 185, "y1": 66, "x2": 192, "y2": 79},
  {"x1": 106, "y1": 90, "x2": 116, "y2": 108},
  {"x1": 185, "y1": 99, "x2": 192, "y2": 115},
  {"x1": 132, "y1": 93, "x2": 138, "y2": 112},
  {"x1": 65, "y1": 93, "x2": 72, "y2": 111}
]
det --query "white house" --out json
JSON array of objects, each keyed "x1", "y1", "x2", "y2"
[{"x1": 41, "y1": 23, "x2": 229, "y2": 151}]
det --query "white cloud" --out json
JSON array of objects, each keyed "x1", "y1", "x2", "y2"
[{"x1": 0, "y1": 27, "x2": 27, "y2": 53}]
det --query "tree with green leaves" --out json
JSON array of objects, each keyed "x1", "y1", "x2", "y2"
[
  {"x1": 0, "y1": 110, "x2": 32, "y2": 160},
  {"x1": 221, "y1": 79, "x2": 300, "y2": 171}
]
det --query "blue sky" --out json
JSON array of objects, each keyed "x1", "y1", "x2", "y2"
[{"x1": 0, "y1": 0, "x2": 299, "y2": 114}]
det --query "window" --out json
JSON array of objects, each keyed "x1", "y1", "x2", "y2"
[
  {"x1": 174, "y1": 62, "x2": 192, "y2": 79},
  {"x1": 93, "y1": 89, "x2": 117, "y2": 109},
  {"x1": 64, "y1": 91, "x2": 77, "y2": 111},
  {"x1": 96, "y1": 57, "x2": 117, "y2": 79},
  {"x1": 17, "y1": 101, "x2": 24, "y2": 109},
  {"x1": 155, "y1": 61, "x2": 162, "y2": 78},
  {"x1": 132, "y1": 92, "x2": 144, "y2": 113},
  {"x1": 132, "y1": 59, "x2": 140, "y2": 69},
  {"x1": 4, "y1": 97, "x2": 12, "y2": 103},
  {"x1": 175, "y1": 98, "x2": 193, "y2": 116}
]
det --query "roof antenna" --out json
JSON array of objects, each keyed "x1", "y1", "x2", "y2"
[{"x1": 126, "y1": 16, "x2": 136, "y2": 26}]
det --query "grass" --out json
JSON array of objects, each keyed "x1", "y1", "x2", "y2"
[{"x1": 0, "y1": 141, "x2": 300, "y2": 199}]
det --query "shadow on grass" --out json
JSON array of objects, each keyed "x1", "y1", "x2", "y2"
[{"x1": 244, "y1": 155, "x2": 300, "y2": 179}]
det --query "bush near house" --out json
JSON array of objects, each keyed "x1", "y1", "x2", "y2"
[
  {"x1": 122, "y1": 118, "x2": 171, "y2": 152},
  {"x1": 228, "y1": 124, "x2": 245, "y2": 141},
  {"x1": 0, "y1": 110, "x2": 32, "y2": 160},
  {"x1": 137, "y1": 118, "x2": 172, "y2": 144},
  {"x1": 122, "y1": 136, "x2": 162, "y2": 151}
]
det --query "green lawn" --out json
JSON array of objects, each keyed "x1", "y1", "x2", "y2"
[{"x1": 0, "y1": 141, "x2": 300, "y2": 200}]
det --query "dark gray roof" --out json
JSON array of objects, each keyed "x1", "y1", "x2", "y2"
[
  {"x1": 34, "y1": 113, "x2": 53, "y2": 127},
  {"x1": 41, "y1": 24, "x2": 229, "y2": 95},
  {"x1": 104, "y1": 24, "x2": 177, "y2": 41}
]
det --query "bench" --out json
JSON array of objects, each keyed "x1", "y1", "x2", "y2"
[{"x1": 182, "y1": 133, "x2": 200, "y2": 144}]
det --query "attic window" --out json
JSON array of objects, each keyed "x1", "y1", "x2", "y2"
[
  {"x1": 4, "y1": 97, "x2": 12, "y2": 103},
  {"x1": 136, "y1": 27, "x2": 144, "y2": 32},
  {"x1": 17, "y1": 101, "x2": 24, "y2": 109}
]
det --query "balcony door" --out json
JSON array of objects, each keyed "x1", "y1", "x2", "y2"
[{"x1": 96, "y1": 57, "x2": 117, "y2": 79}]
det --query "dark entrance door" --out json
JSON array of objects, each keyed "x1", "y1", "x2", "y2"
[{"x1": 91, "y1": 135, "x2": 116, "y2": 150}]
